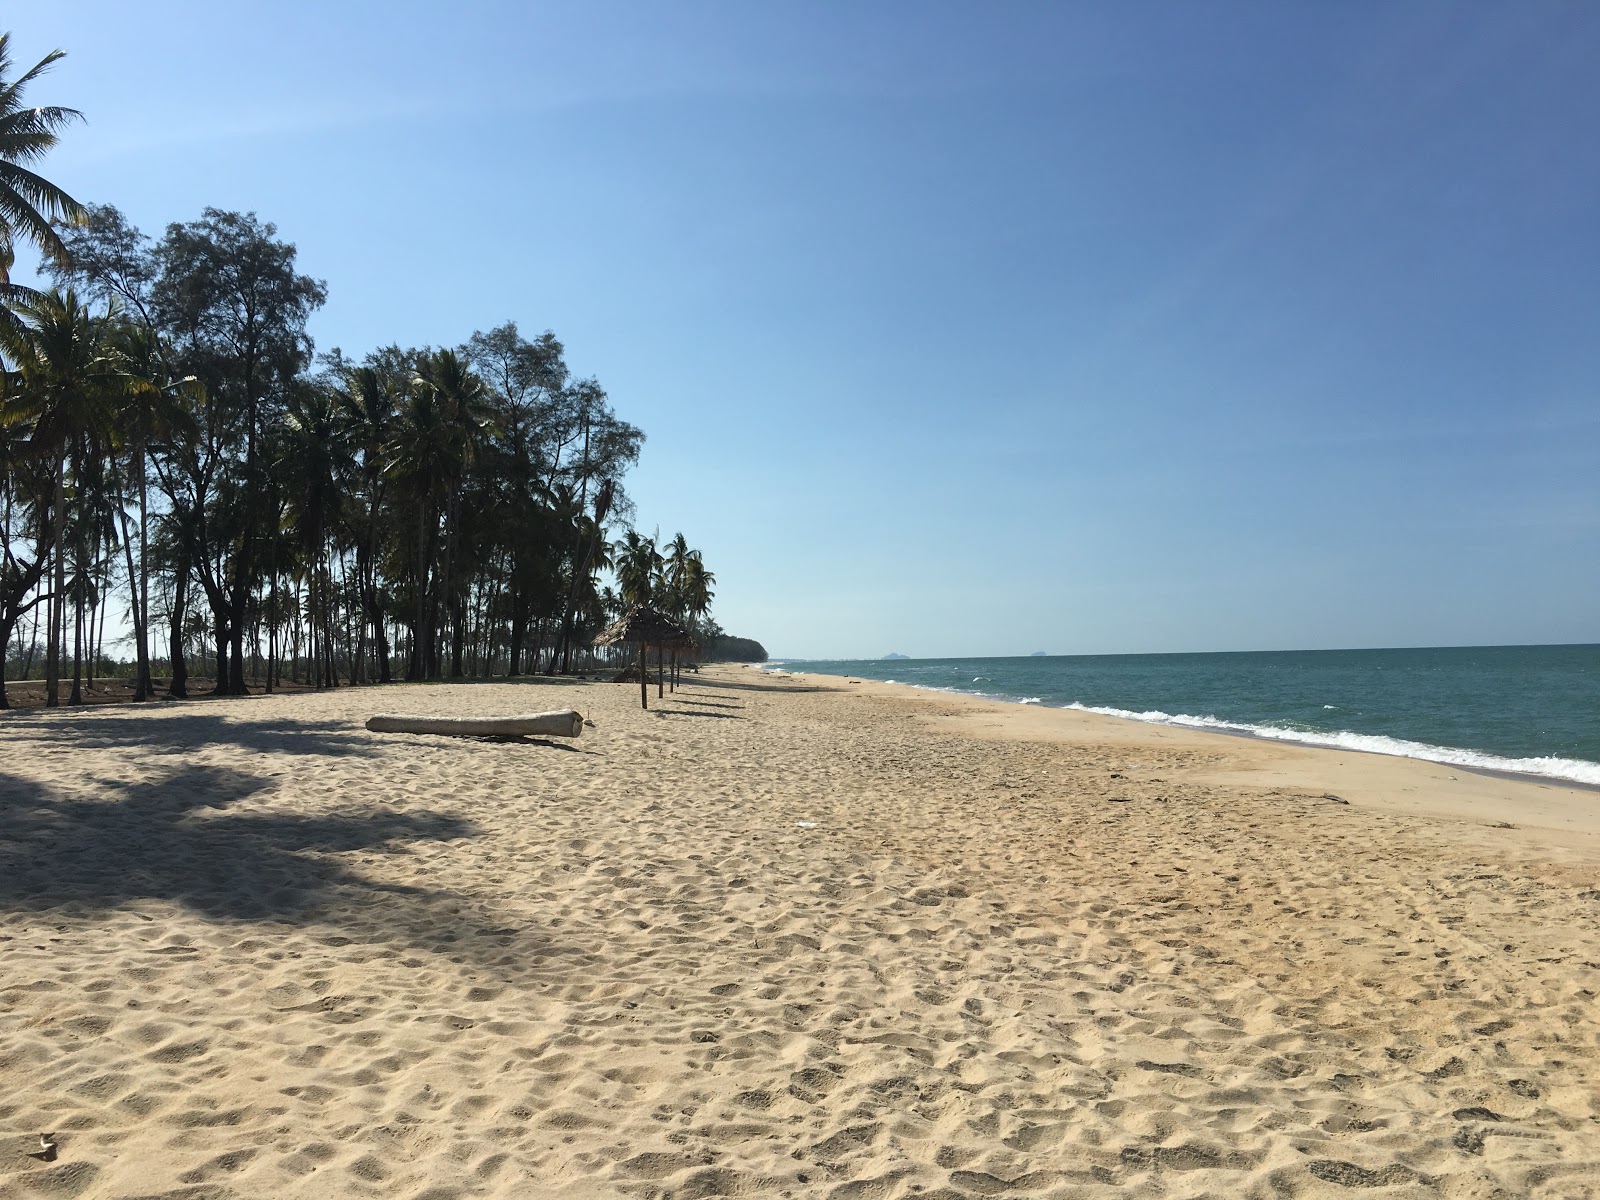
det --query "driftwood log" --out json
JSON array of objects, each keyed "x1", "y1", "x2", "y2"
[{"x1": 365, "y1": 710, "x2": 585, "y2": 739}]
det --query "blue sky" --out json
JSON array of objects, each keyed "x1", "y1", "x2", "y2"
[{"x1": 15, "y1": 3, "x2": 1599, "y2": 657}]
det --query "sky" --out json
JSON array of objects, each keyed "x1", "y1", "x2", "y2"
[{"x1": 12, "y1": 2, "x2": 1599, "y2": 658}]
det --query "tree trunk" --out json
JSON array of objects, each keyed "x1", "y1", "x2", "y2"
[
  {"x1": 352, "y1": 549, "x2": 367, "y2": 686},
  {"x1": 324, "y1": 555, "x2": 338, "y2": 688},
  {"x1": 210, "y1": 611, "x2": 227, "y2": 692},
  {"x1": 508, "y1": 608, "x2": 527, "y2": 677},
  {"x1": 227, "y1": 590, "x2": 248, "y2": 695},
  {"x1": 47, "y1": 449, "x2": 65, "y2": 708},
  {"x1": 0, "y1": 613, "x2": 14, "y2": 710},
  {"x1": 24, "y1": 603, "x2": 39, "y2": 678},
  {"x1": 91, "y1": 572, "x2": 109, "y2": 690},
  {"x1": 70, "y1": 580, "x2": 83, "y2": 705},
  {"x1": 375, "y1": 604, "x2": 391, "y2": 684},
  {"x1": 439, "y1": 492, "x2": 459, "y2": 681},
  {"x1": 265, "y1": 522, "x2": 278, "y2": 694},
  {"x1": 410, "y1": 501, "x2": 429, "y2": 681},
  {"x1": 267, "y1": 579, "x2": 278, "y2": 691},
  {"x1": 290, "y1": 584, "x2": 302, "y2": 686},
  {"x1": 136, "y1": 446, "x2": 151, "y2": 699},
  {"x1": 450, "y1": 593, "x2": 467, "y2": 678},
  {"x1": 530, "y1": 618, "x2": 545, "y2": 677},
  {"x1": 117, "y1": 504, "x2": 148, "y2": 700},
  {"x1": 308, "y1": 568, "x2": 320, "y2": 690},
  {"x1": 168, "y1": 562, "x2": 190, "y2": 699}
]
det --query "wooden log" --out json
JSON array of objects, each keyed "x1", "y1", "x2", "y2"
[{"x1": 365, "y1": 710, "x2": 584, "y2": 738}]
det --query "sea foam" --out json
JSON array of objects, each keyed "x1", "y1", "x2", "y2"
[{"x1": 1062, "y1": 702, "x2": 1600, "y2": 787}]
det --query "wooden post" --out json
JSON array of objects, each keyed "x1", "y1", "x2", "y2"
[
  {"x1": 657, "y1": 644, "x2": 664, "y2": 698},
  {"x1": 639, "y1": 641, "x2": 648, "y2": 709}
]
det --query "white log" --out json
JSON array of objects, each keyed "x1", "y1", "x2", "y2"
[{"x1": 365, "y1": 710, "x2": 585, "y2": 739}]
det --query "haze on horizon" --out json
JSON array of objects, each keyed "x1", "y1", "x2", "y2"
[{"x1": 19, "y1": 2, "x2": 1599, "y2": 660}]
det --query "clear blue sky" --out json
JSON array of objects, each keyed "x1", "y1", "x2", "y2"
[{"x1": 15, "y1": 3, "x2": 1599, "y2": 657}]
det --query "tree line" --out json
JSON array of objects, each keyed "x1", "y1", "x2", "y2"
[{"x1": 0, "y1": 33, "x2": 738, "y2": 709}]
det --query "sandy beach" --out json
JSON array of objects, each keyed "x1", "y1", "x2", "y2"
[{"x1": 2, "y1": 665, "x2": 1598, "y2": 1199}]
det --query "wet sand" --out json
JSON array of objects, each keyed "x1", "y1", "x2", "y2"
[{"x1": 2, "y1": 665, "x2": 1597, "y2": 1198}]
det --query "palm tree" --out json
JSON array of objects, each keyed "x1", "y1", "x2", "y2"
[
  {"x1": 410, "y1": 349, "x2": 490, "y2": 677},
  {"x1": 335, "y1": 363, "x2": 399, "y2": 683},
  {"x1": 553, "y1": 476, "x2": 615, "y2": 672},
  {"x1": 663, "y1": 532, "x2": 692, "y2": 617},
  {"x1": 0, "y1": 369, "x2": 53, "y2": 708},
  {"x1": 386, "y1": 351, "x2": 490, "y2": 678},
  {"x1": 0, "y1": 288, "x2": 125, "y2": 706},
  {"x1": 114, "y1": 321, "x2": 196, "y2": 699},
  {"x1": 0, "y1": 34, "x2": 85, "y2": 277},
  {"x1": 615, "y1": 529, "x2": 663, "y2": 608},
  {"x1": 683, "y1": 554, "x2": 715, "y2": 630},
  {"x1": 281, "y1": 381, "x2": 351, "y2": 688},
  {"x1": 387, "y1": 381, "x2": 448, "y2": 679}
]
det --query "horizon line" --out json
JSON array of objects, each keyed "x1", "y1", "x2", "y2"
[{"x1": 767, "y1": 640, "x2": 1599, "y2": 662}]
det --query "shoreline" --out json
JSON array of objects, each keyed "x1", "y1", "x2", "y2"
[
  {"x1": 749, "y1": 664, "x2": 1600, "y2": 835},
  {"x1": 757, "y1": 661, "x2": 1600, "y2": 795}
]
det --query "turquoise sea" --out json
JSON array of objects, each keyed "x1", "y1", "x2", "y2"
[{"x1": 767, "y1": 645, "x2": 1600, "y2": 787}]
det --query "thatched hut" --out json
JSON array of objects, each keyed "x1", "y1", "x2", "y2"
[{"x1": 592, "y1": 604, "x2": 692, "y2": 708}]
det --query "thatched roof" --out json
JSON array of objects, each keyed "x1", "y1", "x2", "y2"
[{"x1": 592, "y1": 604, "x2": 691, "y2": 648}]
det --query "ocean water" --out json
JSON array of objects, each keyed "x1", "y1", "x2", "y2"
[{"x1": 767, "y1": 645, "x2": 1600, "y2": 787}]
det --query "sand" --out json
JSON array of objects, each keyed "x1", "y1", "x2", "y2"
[{"x1": 1, "y1": 665, "x2": 1597, "y2": 1199}]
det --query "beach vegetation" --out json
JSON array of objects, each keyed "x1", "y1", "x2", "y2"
[
  {"x1": 0, "y1": 33, "x2": 84, "y2": 277},
  {"x1": 0, "y1": 31, "x2": 756, "y2": 705},
  {"x1": 0, "y1": 287, "x2": 127, "y2": 706}
]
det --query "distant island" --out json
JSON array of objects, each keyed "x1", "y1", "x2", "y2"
[
  {"x1": 882, "y1": 652, "x2": 910, "y2": 661},
  {"x1": 1030, "y1": 651, "x2": 1048, "y2": 657}
]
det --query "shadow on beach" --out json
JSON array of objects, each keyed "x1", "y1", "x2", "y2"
[
  {"x1": 683, "y1": 677, "x2": 841, "y2": 695},
  {"x1": 0, "y1": 763, "x2": 554, "y2": 972},
  {"x1": 1, "y1": 710, "x2": 379, "y2": 760}
]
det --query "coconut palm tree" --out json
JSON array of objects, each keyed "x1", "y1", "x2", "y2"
[
  {"x1": 0, "y1": 369, "x2": 53, "y2": 708},
  {"x1": 387, "y1": 380, "x2": 448, "y2": 679},
  {"x1": 552, "y1": 475, "x2": 615, "y2": 672},
  {"x1": 281, "y1": 381, "x2": 352, "y2": 687},
  {"x1": 683, "y1": 554, "x2": 715, "y2": 629},
  {"x1": 410, "y1": 349, "x2": 490, "y2": 677},
  {"x1": 113, "y1": 321, "x2": 197, "y2": 698},
  {"x1": 0, "y1": 34, "x2": 85, "y2": 278},
  {"x1": 615, "y1": 529, "x2": 663, "y2": 608},
  {"x1": 386, "y1": 351, "x2": 490, "y2": 678},
  {"x1": 663, "y1": 532, "x2": 692, "y2": 617},
  {"x1": 0, "y1": 288, "x2": 125, "y2": 705},
  {"x1": 335, "y1": 363, "x2": 400, "y2": 682}
]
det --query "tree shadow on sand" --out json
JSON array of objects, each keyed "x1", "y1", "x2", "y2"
[
  {"x1": 471, "y1": 735, "x2": 600, "y2": 753},
  {"x1": 0, "y1": 764, "x2": 553, "y2": 973},
  {"x1": 683, "y1": 678, "x2": 839, "y2": 694},
  {"x1": 1, "y1": 710, "x2": 379, "y2": 759}
]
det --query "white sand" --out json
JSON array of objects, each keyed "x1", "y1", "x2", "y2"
[{"x1": 2, "y1": 666, "x2": 1597, "y2": 1198}]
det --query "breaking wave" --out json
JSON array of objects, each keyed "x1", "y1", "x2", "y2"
[{"x1": 1061, "y1": 702, "x2": 1600, "y2": 787}]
